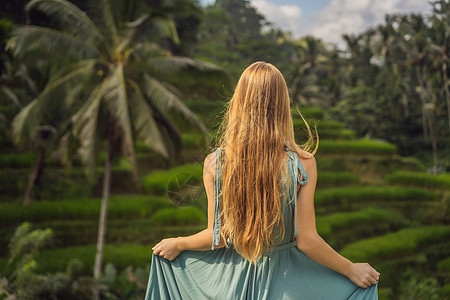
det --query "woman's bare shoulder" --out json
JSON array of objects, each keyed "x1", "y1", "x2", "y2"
[
  {"x1": 203, "y1": 150, "x2": 217, "y2": 179},
  {"x1": 297, "y1": 150, "x2": 317, "y2": 171}
]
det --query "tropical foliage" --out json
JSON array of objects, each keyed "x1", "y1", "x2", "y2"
[
  {"x1": 0, "y1": 0, "x2": 449, "y2": 299},
  {"x1": 3, "y1": 0, "x2": 224, "y2": 297}
]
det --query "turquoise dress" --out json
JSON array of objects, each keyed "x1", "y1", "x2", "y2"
[{"x1": 145, "y1": 147, "x2": 379, "y2": 299}]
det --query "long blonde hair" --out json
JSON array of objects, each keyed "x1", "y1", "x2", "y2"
[{"x1": 216, "y1": 61, "x2": 318, "y2": 264}]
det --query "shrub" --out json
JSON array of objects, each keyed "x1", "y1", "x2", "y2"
[
  {"x1": 316, "y1": 208, "x2": 407, "y2": 237},
  {"x1": 315, "y1": 120, "x2": 345, "y2": 130},
  {"x1": 315, "y1": 129, "x2": 355, "y2": 140},
  {"x1": 316, "y1": 155, "x2": 425, "y2": 173},
  {"x1": 317, "y1": 172, "x2": 358, "y2": 187},
  {"x1": 151, "y1": 207, "x2": 205, "y2": 226},
  {"x1": 292, "y1": 119, "x2": 356, "y2": 140},
  {"x1": 378, "y1": 288, "x2": 393, "y2": 300},
  {"x1": 437, "y1": 257, "x2": 450, "y2": 272},
  {"x1": 182, "y1": 133, "x2": 205, "y2": 148},
  {"x1": 339, "y1": 225, "x2": 450, "y2": 262},
  {"x1": 441, "y1": 284, "x2": 450, "y2": 299},
  {"x1": 20, "y1": 219, "x2": 204, "y2": 249},
  {"x1": 318, "y1": 140, "x2": 397, "y2": 155},
  {"x1": 0, "y1": 195, "x2": 171, "y2": 226},
  {"x1": 29, "y1": 244, "x2": 152, "y2": 275},
  {"x1": 142, "y1": 162, "x2": 203, "y2": 195},
  {"x1": 398, "y1": 275, "x2": 441, "y2": 300},
  {"x1": 385, "y1": 171, "x2": 450, "y2": 190},
  {"x1": 291, "y1": 107, "x2": 325, "y2": 120},
  {"x1": 0, "y1": 152, "x2": 37, "y2": 167},
  {"x1": 0, "y1": 222, "x2": 149, "y2": 299},
  {"x1": 315, "y1": 186, "x2": 439, "y2": 206}
]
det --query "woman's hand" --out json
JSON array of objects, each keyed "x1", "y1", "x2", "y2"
[
  {"x1": 346, "y1": 263, "x2": 380, "y2": 288},
  {"x1": 152, "y1": 237, "x2": 182, "y2": 261}
]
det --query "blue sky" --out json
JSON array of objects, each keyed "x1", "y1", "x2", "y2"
[{"x1": 199, "y1": 0, "x2": 431, "y2": 48}]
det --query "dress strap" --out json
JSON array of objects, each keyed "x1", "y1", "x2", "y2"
[
  {"x1": 212, "y1": 147, "x2": 222, "y2": 250},
  {"x1": 285, "y1": 146, "x2": 308, "y2": 236}
]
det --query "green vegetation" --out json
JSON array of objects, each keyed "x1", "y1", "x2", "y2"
[
  {"x1": 152, "y1": 207, "x2": 205, "y2": 226},
  {"x1": 0, "y1": 224, "x2": 149, "y2": 298},
  {"x1": 1, "y1": 0, "x2": 449, "y2": 298},
  {"x1": 0, "y1": 152, "x2": 37, "y2": 167},
  {"x1": 0, "y1": 196, "x2": 171, "y2": 226},
  {"x1": 142, "y1": 163, "x2": 204, "y2": 195},
  {"x1": 316, "y1": 128, "x2": 356, "y2": 140},
  {"x1": 317, "y1": 172, "x2": 358, "y2": 187},
  {"x1": 291, "y1": 107, "x2": 325, "y2": 120},
  {"x1": 182, "y1": 133, "x2": 206, "y2": 148},
  {"x1": 316, "y1": 208, "x2": 407, "y2": 237},
  {"x1": 441, "y1": 284, "x2": 450, "y2": 298},
  {"x1": 386, "y1": 171, "x2": 450, "y2": 190},
  {"x1": 33, "y1": 244, "x2": 152, "y2": 274},
  {"x1": 437, "y1": 257, "x2": 450, "y2": 272},
  {"x1": 315, "y1": 186, "x2": 439, "y2": 206},
  {"x1": 318, "y1": 140, "x2": 397, "y2": 155},
  {"x1": 340, "y1": 225, "x2": 450, "y2": 262},
  {"x1": 293, "y1": 119, "x2": 356, "y2": 140}
]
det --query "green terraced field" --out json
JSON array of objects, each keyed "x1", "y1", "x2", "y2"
[{"x1": 1, "y1": 105, "x2": 448, "y2": 300}]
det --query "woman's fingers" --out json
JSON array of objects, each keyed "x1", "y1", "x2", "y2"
[
  {"x1": 368, "y1": 276, "x2": 377, "y2": 285},
  {"x1": 152, "y1": 243, "x2": 161, "y2": 255},
  {"x1": 152, "y1": 241, "x2": 162, "y2": 250}
]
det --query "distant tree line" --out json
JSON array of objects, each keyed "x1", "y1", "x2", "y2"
[{"x1": 193, "y1": 0, "x2": 450, "y2": 173}]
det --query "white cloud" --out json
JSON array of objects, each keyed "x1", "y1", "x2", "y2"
[
  {"x1": 251, "y1": 0, "x2": 303, "y2": 35},
  {"x1": 306, "y1": 0, "x2": 431, "y2": 48},
  {"x1": 250, "y1": 0, "x2": 431, "y2": 49}
]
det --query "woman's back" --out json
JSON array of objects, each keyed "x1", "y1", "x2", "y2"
[
  {"x1": 213, "y1": 146, "x2": 304, "y2": 251},
  {"x1": 145, "y1": 61, "x2": 379, "y2": 299},
  {"x1": 145, "y1": 146, "x2": 379, "y2": 299}
]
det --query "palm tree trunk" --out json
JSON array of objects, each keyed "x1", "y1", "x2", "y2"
[
  {"x1": 443, "y1": 61, "x2": 450, "y2": 133},
  {"x1": 93, "y1": 131, "x2": 112, "y2": 299},
  {"x1": 416, "y1": 66, "x2": 429, "y2": 139},
  {"x1": 23, "y1": 147, "x2": 45, "y2": 205},
  {"x1": 426, "y1": 109, "x2": 438, "y2": 174}
]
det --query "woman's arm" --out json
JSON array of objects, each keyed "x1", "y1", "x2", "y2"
[
  {"x1": 152, "y1": 151, "x2": 225, "y2": 260},
  {"x1": 295, "y1": 155, "x2": 380, "y2": 288}
]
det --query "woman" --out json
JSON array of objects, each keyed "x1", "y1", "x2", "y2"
[{"x1": 145, "y1": 61, "x2": 379, "y2": 299}]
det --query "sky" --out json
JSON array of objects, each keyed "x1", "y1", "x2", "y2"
[{"x1": 200, "y1": 0, "x2": 432, "y2": 48}]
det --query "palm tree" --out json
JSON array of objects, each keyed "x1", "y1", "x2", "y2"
[
  {"x1": 429, "y1": 0, "x2": 450, "y2": 133},
  {"x1": 9, "y1": 0, "x2": 224, "y2": 297},
  {"x1": 0, "y1": 47, "x2": 62, "y2": 204},
  {"x1": 290, "y1": 36, "x2": 329, "y2": 106},
  {"x1": 399, "y1": 13, "x2": 439, "y2": 173}
]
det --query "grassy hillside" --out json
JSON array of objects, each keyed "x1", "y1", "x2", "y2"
[{"x1": 0, "y1": 105, "x2": 448, "y2": 299}]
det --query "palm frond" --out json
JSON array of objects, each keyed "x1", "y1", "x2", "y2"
[
  {"x1": 147, "y1": 56, "x2": 225, "y2": 75},
  {"x1": 0, "y1": 86, "x2": 22, "y2": 108},
  {"x1": 128, "y1": 80, "x2": 170, "y2": 158},
  {"x1": 71, "y1": 82, "x2": 105, "y2": 179},
  {"x1": 16, "y1": 64, "x2": 38, "y2": 96},
  {"x1": 26, "y1": 0, "x2": 106, "y2": 47},
  {"x1": 11, "y1": 26, "x2": 100, "y2": 58},
  {"x1": 133, "y1": 17, "x2": 180, "y2": 45},
  {"x1": 142, "y1": 74, "x2": 208, "y2": 134},
  {"x1": 119, "y1": 14, "x2": 149, "y2": 51},
  {"x1": 96, "y1": 0, "x2": 118, "y2": 43},
  {"x1": 103, "y1": 65, "x2": 137, "y2": 178},
  {"x1": 128, "y1": 42, "x2": 168, "y2": 62},
  {"x1": 11, "y1": 60, "x2": 95, "y2": 146}
]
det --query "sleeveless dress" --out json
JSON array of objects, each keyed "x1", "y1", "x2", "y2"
[{"x1": 144, "y1": 146, "x2": 379, "y2": 299}]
